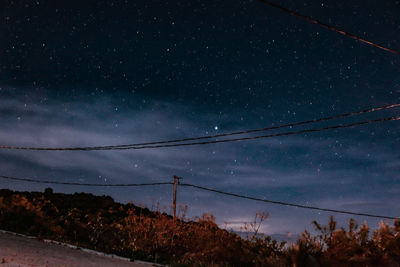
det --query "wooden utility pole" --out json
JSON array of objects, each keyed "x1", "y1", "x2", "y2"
[{"x1": 173, "y1": 176, "x2": 182, "y2": 219}]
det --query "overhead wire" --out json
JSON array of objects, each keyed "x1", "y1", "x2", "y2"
[
  {"x1": 1, "y1": 115, "x2": 394, "y2": 151},
  {"x1": 0, "y1": 1, "x2": 398, "y2": 223},
  {"x1": 179, "y1": 183, "x2": 398, "y2": 220},
  {"x1": 0, "y1": 174, "x2": 396, "y2": 220},
  {"x1": 0, "y1": 175, "x2": 173, "y2": 187},
  {"x1": 0, "y1": 104, "x2": 399, "y2": 151},
  {"x1": 257, "y1": 0, "x2": 400, "y2": 55},
  {"x1": 108, "y1": 116, "x2": 400, "y2": 150},
  {"x1": 66, "y1": 103, "x2": 400, "y2": 150}
]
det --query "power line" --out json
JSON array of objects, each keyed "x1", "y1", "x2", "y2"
[
  {"x1": 82, "y1": 116, "x2": 400, "y2": 150},
  {"x1": 1, "y1": 116, "x2": 399, "y2": 151},
  {"x1": 258, "y1": 0, "x2": 400, "y2": 56},
  {"x1": 109, "y1": 116, "x2": 399, "y2": 150},
  {"x1": 0, "y1": 175, "x2": 173, "y2": 187},
  {"x1": 179, "y1": 183, "x2": 398, "y2": 220},
  {"x1": 1, "y1": 174, "x2": 396, "y2": 220},
  {"x1": 0, "y1": 107, "x2": 399, "y2": 151},
  {"x1": 66, "y1": 103, "x2": 400, "y2": 150}
]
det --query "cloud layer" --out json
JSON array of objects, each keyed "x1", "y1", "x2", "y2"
[{"x1": 0, "y1": 90, "x2": 399, "y2": 235}]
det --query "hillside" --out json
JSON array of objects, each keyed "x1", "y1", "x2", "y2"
[
  {"x1": 0, "y1": 188, "x2": 285, "y2": 266},
  {"x1": 0, "y1": 188, "x2": 399, "y2": 266}
]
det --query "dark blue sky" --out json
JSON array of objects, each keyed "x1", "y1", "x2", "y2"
[{"x1": 1, "y1": 0, "x2": 399, "y2": 236}]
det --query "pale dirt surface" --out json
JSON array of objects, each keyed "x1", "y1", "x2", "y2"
[{"x1": 0, "y1": 231, "x2": 157, "y2": 267}]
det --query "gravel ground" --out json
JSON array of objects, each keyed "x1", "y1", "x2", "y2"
[{"x1": 0, "y1": 230, "x2": 159, "y2": 267}]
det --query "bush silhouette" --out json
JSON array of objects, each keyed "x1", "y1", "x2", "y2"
[{"x1": 0, "y1": 189, "x2": 399, "y2": 266}]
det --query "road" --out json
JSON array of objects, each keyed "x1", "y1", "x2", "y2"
[{"x1": 0, "y1": 230, "x2": 158, "y2": 267}]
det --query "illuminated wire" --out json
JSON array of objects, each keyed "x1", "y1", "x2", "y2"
[
  {"x1": 179, "y1": 183, "x2": 398, "y2": 220},
  {"x1": 258, "y1": 0, "x2": 400, "y2": 55}
]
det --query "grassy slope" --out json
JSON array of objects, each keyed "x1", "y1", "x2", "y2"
[{"x1": 1, "y1": 188, "x2": 399, "y2": 266}]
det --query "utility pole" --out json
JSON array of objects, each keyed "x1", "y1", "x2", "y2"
[{"x1": 173, "y1": 175, "x2": 182, "y2": 219}]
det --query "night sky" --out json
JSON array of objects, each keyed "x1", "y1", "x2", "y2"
[{"x1": 1, "y1": 0, "x2": 399, "y2": 237}]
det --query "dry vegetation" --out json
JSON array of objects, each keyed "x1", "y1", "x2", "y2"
[{"x1": 0, "y1": 188, "x2": 399, "y2": 266}]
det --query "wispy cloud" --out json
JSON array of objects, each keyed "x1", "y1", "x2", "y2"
[{"x1": 0, "y1": 92, "x2": 398, "y2": 235}]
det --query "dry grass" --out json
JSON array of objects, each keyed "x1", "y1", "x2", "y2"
[{"x1": 0, "y1": 189, "x2": 399, "y2": 266}]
